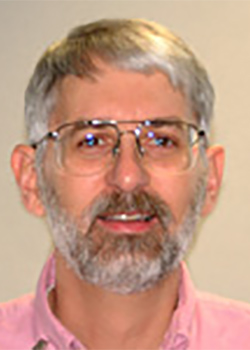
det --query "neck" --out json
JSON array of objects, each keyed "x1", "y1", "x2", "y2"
[{"x1": 49, "y1": 251, "x2": 181, "y2": 350}]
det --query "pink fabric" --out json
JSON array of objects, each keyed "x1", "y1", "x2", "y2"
[{"x1": 1, "y1": 255, "x2": 250, "y2": 349}]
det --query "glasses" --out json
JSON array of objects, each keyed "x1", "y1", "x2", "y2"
[{"x1": 31, "y1": 118, "x2": 206, "y2": 176}]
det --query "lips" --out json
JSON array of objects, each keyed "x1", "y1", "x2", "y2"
[{"x1": 97, "y1": 211, "x2": 157, "y2": 233}]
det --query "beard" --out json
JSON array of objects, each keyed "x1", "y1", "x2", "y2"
[{"x1": 37, "y1": 164, "x2": 207, "y2": 294}]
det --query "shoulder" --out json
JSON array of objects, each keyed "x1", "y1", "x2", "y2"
[
  {"x1": 193, "y1": 291, "x2": 250, "y2": 348},
  {"x1": 0, "y1": 293, "x2": 34, "y2": 321},
  {"x1": 196, "y1": 290, "x2": 250, "y2": 320},
  {"x1": 0, "y1": 294, "x2": 35, "y2": 349}
]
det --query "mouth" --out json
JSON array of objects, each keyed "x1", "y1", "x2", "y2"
[
  {"x1": 99, "y1": 212, "x2": 154, "y2": 222},
  {"x1": 97, "y1": 211, "x2": 157, "y2": 234}
]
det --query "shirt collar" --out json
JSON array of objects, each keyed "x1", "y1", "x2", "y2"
[
  {"x1": 33, "y1": 254, "x2": 82, "y2": 349},
  {"x1": 161, "y1": 262, "x2": 196, "y2": 349},
  {"x1": 33, "y1": 256, "x2": 196, "y2": 350}
]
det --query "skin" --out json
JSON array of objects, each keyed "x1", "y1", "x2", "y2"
[{"x1": 11, "y1": 64, "x2": 224, "y2": 349}]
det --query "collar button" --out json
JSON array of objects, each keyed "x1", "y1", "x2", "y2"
[{"x1": 32, "y1": 339, "x2": 48, "y2": 350}]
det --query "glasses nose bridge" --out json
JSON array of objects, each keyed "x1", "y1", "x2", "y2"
[{"x1": 118, "y1": 126, "x2": 143, "y2": 156}]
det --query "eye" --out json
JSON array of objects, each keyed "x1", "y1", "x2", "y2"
[
  {"x1": 152, "y1": 136, "x2": 176, "y2": 148},
  {"x1": 68, "y1": 129, "x2": 116, "y2": 158},
  {"x1": 146, "y1": 131, "x2": 178, "y2": 149},
  {"x1": 78, "y1": 133, "x2": 105, "y2": 148}
]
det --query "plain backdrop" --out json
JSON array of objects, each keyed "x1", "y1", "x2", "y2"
[{"x1": 1, "y1": 0, "x2": 250, "y2": 304}]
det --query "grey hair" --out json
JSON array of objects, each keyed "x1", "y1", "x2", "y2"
[{"x1": 25, "y1": 18, "x2": 214, "y2": 144}]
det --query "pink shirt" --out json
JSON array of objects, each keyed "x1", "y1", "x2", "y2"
[{"x1": 1, "y1": 255, "x2": 250, "y2": 350}]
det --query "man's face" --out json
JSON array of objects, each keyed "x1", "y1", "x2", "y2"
[{"x1": 37, "y1": 64, "x2": 208, "y2": 293}]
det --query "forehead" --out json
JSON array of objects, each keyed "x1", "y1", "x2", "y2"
[{"x1": 51, "y1": 64, "x2": 191, "y2": 127}]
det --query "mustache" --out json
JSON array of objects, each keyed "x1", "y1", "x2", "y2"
[{"x1": 86, "y1": 190, "x2": 173, "y2": 229}]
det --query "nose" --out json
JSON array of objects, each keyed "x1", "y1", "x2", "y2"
[{"x1": 105, "y1": 135, "x2": 150, "y2": 192}]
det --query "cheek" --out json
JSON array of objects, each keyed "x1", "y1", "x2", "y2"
[
  {"x1": 42, "y1": 146, "x2": 108, "y2": 216},
  {"x1": 151, "y1": 172, "x2": 198, "y2": 222},
  {"x1": 46, "y1": 171, "x2": 107, "y2": 216}
]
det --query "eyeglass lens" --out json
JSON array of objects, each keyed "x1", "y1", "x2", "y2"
[{"x1": 55, "y1": 122, "x2": 200, "y2": 176}]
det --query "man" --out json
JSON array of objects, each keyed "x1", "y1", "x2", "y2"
[{"x1": 1, "y1": 18, "x2": 250, "y2": 350}]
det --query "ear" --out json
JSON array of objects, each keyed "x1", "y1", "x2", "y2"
[
  {"x1": 11, "y1": 145, "x2": 45, "y2": 216},
  {"x1": 201, "y1": 145, "x2": 225, "y2": 217}
]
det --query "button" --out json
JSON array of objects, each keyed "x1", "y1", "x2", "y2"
[{"x1": 32, "y1": 339, "x2": 48, "y2": 350}]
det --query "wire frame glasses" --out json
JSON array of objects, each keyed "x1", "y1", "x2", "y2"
[{"x1": 31, "y1": 118, "x2": 206, "y2": 176}]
